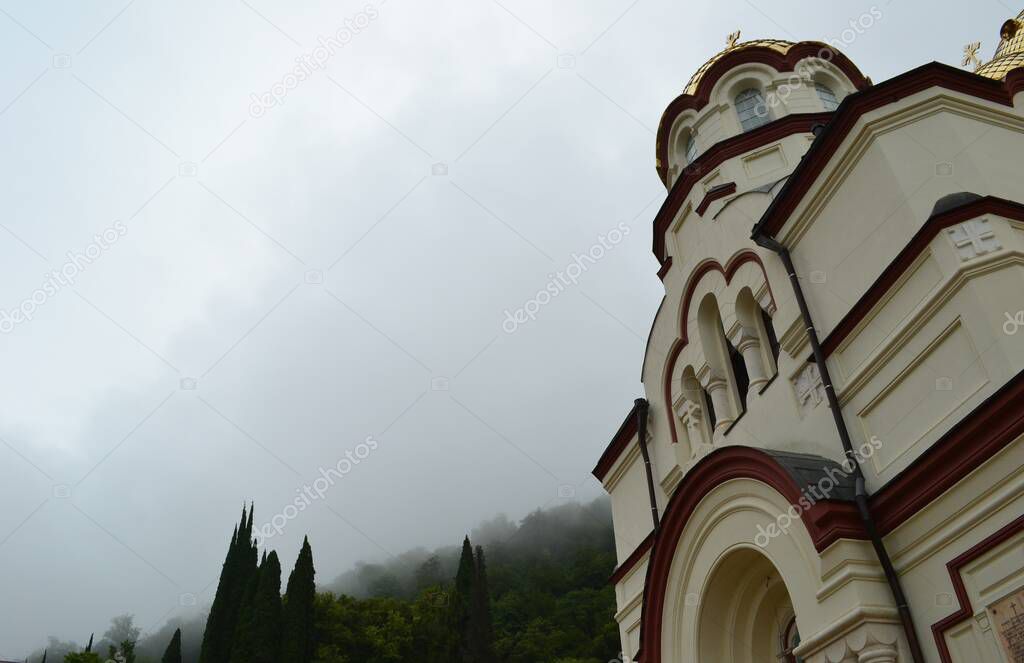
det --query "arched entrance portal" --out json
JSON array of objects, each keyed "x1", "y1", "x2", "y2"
[{"x1": 697, "y1": 547, "x2": 802, "y2": 663}]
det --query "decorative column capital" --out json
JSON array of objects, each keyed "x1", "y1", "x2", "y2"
[{"x1": 857, "y1": 643, "x2": 898, "y2": 663}]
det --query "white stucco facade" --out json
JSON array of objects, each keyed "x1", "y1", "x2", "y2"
[{"x1": 594, "y1": 15, "x2": 1024, "y2": 663}]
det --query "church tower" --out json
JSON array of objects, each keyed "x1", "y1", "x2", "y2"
[{"x1": 594, "y1": 13, "x2": 1024, "y2": 663}]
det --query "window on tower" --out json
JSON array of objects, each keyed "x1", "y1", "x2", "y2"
[
  {"x1": 815, "y1": 82, "x2": 840, "y2": 111},
  {"x1": 685, "y1": 133, "x2": 697, "y2": 164},
  {"x1": 735, "y1": 88, "x2": 771, "y2": 131}
]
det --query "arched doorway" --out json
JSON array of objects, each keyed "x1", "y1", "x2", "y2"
[{"x1": 697, "y1": 547, "x2": 803, "y2": 662}]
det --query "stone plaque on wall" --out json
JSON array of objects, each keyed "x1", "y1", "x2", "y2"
[{"x1": 990, "y1": 589, "x2": 1024, "y2": 662}]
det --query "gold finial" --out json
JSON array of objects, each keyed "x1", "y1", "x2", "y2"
[
  {"x1": 962, "y1": 41, "x2": 982, "y2": 70},
  {"x1": 727, "y1": 30, "x2": 741, "y2": 48}
]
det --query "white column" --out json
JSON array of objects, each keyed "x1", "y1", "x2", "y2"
[
  {"x1": 737, "y1": 328, "x2": 769, "y2": 392},
  {"x1": 705, "y1": 372, "x2": 734, "y2": 432}
]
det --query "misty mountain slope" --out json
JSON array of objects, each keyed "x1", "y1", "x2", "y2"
[
  {"x1": 321, "y1": 498, "x2": 621, "y2": 662},
  {"x1": 26, "y1": 498, "x2": 619, "y2": 663}
]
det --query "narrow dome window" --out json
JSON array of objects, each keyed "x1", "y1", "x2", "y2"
[
  {"x1": 815, "y1": 82, "x2": 840, "y2": 111},
  {"x1": 735, "y1": 88, "x2": 770, "y2": 131},
  {"x1": 685, "y1": 133, "x2": 697, "y2": 164}
]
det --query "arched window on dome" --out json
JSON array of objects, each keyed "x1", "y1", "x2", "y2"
[
  {"x1": 814, "y1": 82, "x2": 840, "y2": 111},
  {"x1": 735, "y1": 88, "x2": 771, "y2": 132},
  {"x1": 685, "y1": 133, "x2": 698, "y2": 164}
]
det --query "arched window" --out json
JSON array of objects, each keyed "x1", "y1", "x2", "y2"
[
  {"x1": 728, "y1": 340, "x2": 750, "y2": 412},
  {"x1": 735, "y1": 88, "x2": 770, "y2": 131},
  {"x1": 814, "y1": 82, "x2": 839, "y2": 111},
  {"x1": 685, "y1": 133, "x2": 697, "y2": 164},
  {"x1": 697, "y1": 294, "x2": 743, "y2": 430}
]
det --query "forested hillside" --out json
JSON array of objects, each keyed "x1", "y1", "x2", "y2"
[{"x1": 26, "y1": 498, "x2": 620, "y2": 663}]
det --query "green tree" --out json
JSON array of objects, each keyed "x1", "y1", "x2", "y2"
[
  {"x1": 231, "y1": 550, "x2": 283, "y2": 663},
  {"x1": 63, "y1": 654, "x2": 100, "y2": 663},
  {"x1": 471, "y1": 546, "x2": 496, "y2": 662},
  {"x1": 414, "y1": 556, "x2": 443, "y2": 592},
  {"x1": 281, "y1": 536, "x2": 317, "y2": 663},
  {"x1": 410, "y1": 586, "x2": 454, "y2": 663},
  {"x1": 200, "y1": 504, "x2": 258, "y2": 663},
  {"x1": 450, "y1": 537, "x2": 475, "y2": 661},
  {"x1": 103, "y1": 615, "x2": 140, "y2": 651},
  {"x1": 160, "y1": 628, "x2": 182, "y2": 663}
]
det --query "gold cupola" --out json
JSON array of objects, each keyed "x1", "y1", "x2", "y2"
[{"x1": 976, "y1": 9, "x2": 1024, "y2": 80}]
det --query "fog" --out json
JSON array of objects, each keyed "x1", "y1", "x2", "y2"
[{"x1": 0, "y1": 0, "x2": 1001, "y2": 657}]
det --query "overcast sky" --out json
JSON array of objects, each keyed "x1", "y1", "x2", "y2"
[{"x1": 0, "y1": 0, "x2": 1013, "y2": 656}]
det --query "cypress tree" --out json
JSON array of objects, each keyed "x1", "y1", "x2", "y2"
[
  {"x1": 450, "y1": 536, "x2": 476, "y2": 661},
  {"x1": 160, "y1": 628, "x2": 182, "y2": 663},
  {"x1": 85, "y1": 635, "x2": 93, "y2": 653},
  {"x1": 230, "y1": 550, "x2": 283, "y2": 663},
  {"x1": 199, "y1": 509, "x2": 242, "y2": 663},
  {"x1": 281, "y1": 536, "x2": 316, "y2": 663},
  {"x1": 471, "y1": 546, "x2": 496, "y2": 662},
  {"x1": 200, "y1": 504, "x2": 259, "y2": 663}
]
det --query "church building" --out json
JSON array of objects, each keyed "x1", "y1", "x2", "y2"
[{"x1": 593, "y1": 12, "x2": 1024, "y2": 663}]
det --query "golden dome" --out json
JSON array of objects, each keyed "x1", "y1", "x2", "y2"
[
  {"x1": 976, "y1": 10, "x2": 1024, "y2": 80},
  {"x1": 684, "y1": 39, "x2": 796, "y2": 95}
]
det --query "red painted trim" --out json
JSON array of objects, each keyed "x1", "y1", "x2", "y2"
[
  {"x1": 821, "y1": 197, "x2": 1024, "y2": 357},
  {"x1": 1007, "y1": 68, "x2": 1024, "y2": 97},
  {"x1": 661, "y1": 250, "x2": 774, "y2": 445},
  {"x1": 636, "y1": 371, "x2": 1024, "y2": 662},
  {"x1": 610, "y1": 531, "x2": 655, "y2": 584},
  {"x1": 696, "y1": 182, "x2": 737, "y2": 216},
  {"x1": 637, "y1": 446, "x2": 865, "y2": 663},
  {"x1": 592, "y1": 403, "x2": 641, "y2": 482},
  {"x1": 931, "y1": 514, "x2": 1024, "y2": 663},
  {"x1": 754, "y1": 63, "x2": 1015, "y2": 242},
  {"x1": 872, "y1": 369, "x2": 1024, "y2": 536},
  {"x1": 656, "y1": 256, "x2": 673, "y2": 281},
  {"x1": 656, "y1": 43, "x2": 869, "y2": 184},
  {"x1": 653, "y1": 113, "x2": 831, "y2": 262}
]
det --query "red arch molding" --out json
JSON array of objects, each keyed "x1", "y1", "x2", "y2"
[
  {"x1": 661, "y1": 62, "x2": 1024, "y2": 264},
  {"x1": 635, "y1": 445, "x2": 864, "y2": 663},
  {"x1": 631, "y1": 370, "x2": 1024, "y2": 662},
  {"x1": 655, "y1": 42, "x2": 870, "y2": 184},
  {"x1": 661, "y1": 249, "x2": 775, "y2": 447}
]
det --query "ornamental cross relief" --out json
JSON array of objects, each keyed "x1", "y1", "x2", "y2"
[
  {"x1": 793, "y1": 363, "x2": 826, "y2": 414},
  {"x1": 946, "y1": 218, "x2": 1000, "y2": 260}
]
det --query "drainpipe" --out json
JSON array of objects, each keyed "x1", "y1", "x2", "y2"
[
  {"x1": 750, "y1": 234, "x2": 926, "y2": 663},
  {"x1": 635, "y1": 398, "x2": 660, "y2": 532}
]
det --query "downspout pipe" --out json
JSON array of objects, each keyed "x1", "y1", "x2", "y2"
[
  {"x1": 750, "y1": 233, "x2": 926, "y2": 663},
  {"x1": 635, "y1": 398, "x2": 660, "y2": 532}
]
